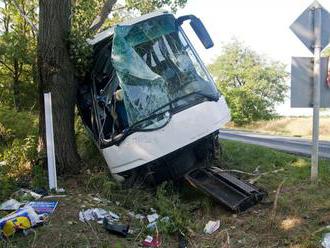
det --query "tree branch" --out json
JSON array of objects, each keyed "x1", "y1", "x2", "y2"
[
  {"x1": 90, "y1": 0, "x2": 118, "y2": 33},
  {"x1": 11, "y1": 0, "x2": 38, "y2": 33},
  {"x1": 0, "y1": 60, "x2": 14, "y2": 73}
]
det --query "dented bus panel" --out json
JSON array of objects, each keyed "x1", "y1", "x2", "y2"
[{"x1": 77, "y1": 11, "x2": 231, "y2": 184}]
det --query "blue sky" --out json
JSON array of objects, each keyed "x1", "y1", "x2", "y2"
[{"x1": 176, "y1": 0, "x2": 330, "y2": 116}]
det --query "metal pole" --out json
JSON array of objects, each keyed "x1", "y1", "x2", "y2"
[{"x1": 311, "y1": 6, "x2": 322, "y2": 182}]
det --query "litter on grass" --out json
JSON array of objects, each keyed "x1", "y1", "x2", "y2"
[
  {"x1": 79, "y1": 208, "x2": 119, "y2": 223},
  {"x1": 147, "y1": 213, "x2": 159, "y2": 223},
  {"x1": 128, "y1": 211, "x2": 145, "y2": 220},
  {"x1": 204, "y1": 220, "x2": 220, "y2": 234},
  {"x1": 26, "y1": 201, "x2": 58, "y2": 214},
  {"x1": 322, "y1": 233, "x2": 330, "y2": 248},
  {"x1": 0, "y1": 206, "x2": 43, "y2": 238},
  {"x1": 143, "y1": 235, "x2": 161, "y2": 247},
  {"x1": 103, "y1": 217, "x2": 130, "y2": 237},
  {"x1": 0, "y1": 199, "x2": 23, "y2": 211}
]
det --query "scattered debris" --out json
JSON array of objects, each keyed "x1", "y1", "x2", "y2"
[
  {"x1": 43, "y1": 194, "x2": 67, "y2": 199},
  {"x1": 186, "y1": 167, "x2": 267, "y2": 212},
  {"x1": 204, "y1": 220, "x2": 220, "y2": 234},
  {"x1": 12, "y1": 188, "x2": 42, "y2": 200},
  {"x1": 0, "y1": 206, "x2": 43, "y2": 238},
  {"x1": 27, "y1": 201, "x2": 58, "y2": 214},
  {"x1": 150, "y1": 208, "x2": 157, "y2": 213},
  {"x1": 178, "y1": 231, "x2": 188, "y2": 248},
  {"x1": 92, "y1": 197, "x2": 102, "y2": 203},
  {"x1": 79, "y1": 208, "x2": 119, "y2": 223},
  {"x1": 56, "y1": 188, "x2": 66, "y2": 193},
  {"x1": 147, "y1": 213, "x2": 159, "y2": 223},
  {"x1": 128, "y1": 211, "x2": 145, "y2": 220},
  {"x1": 0, "y1": 199, "x2": 23, "y2": 211},
  {"x1": 143, "y1": 235, "x2": 161, "y2": 247},
  {"x1": 33, "y1": 188, "x2": 48, "y2": 196},
  {"x1": 322, "y1": 233, "x2": 330, "y2": 248},
  {"x1": 147, "y1": 222, "x2": 157, "y2": 231},
  {"x1": 160, "y1": 216, "x2": 170, "y2": 223},
  {"x1": 103, "y1": 217, "x2": 129, "y2": 237}
]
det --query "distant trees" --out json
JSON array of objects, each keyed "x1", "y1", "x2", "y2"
[
  {"x1": 209, "y1": 40, "x2": 288, "y2": 126},
  {"x1": 0, "y1": 0, "x2": 38, "y2": 110}
]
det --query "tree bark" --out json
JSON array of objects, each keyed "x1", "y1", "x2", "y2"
[{"x1": 38, "y1": 0, "x2": 81, "y2": 175}]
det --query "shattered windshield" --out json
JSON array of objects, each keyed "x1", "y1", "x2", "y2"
[{"x1": 112, "y1": 14, "x2": 219, "y2": 129}]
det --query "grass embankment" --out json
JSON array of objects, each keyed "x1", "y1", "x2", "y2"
[
  {"x1": 1, "y1": 139, "x2": 329, "y2": 247},
  {"x1": 0, "y1": 108, "x2": 329, "y2": 247},
  {"x1": 226, "y1": 116, "x2": 330, "y2": 140}
]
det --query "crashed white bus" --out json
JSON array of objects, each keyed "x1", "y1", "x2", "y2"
[{"x1": 77, "y1": 11, "x2": 265, "y2": 211}]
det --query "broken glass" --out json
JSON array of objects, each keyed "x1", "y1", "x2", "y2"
[{"x1": 111, "y1": 14, "x2": 219, "y2": 129}]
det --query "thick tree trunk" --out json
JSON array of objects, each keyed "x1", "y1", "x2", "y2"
[{"x1": 38, "y1": 0, "x2": 81, "y2": 175}]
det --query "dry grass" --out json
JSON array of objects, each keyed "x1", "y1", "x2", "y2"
[{"x1": 226, "y1": 117, "x2": 330, "y2": 140}]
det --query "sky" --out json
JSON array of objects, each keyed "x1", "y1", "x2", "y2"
[{"x1": 176, "y1": 0, "x2": 330, "y2": 116}]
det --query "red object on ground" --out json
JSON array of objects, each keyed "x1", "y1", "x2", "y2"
[{"x1": 142, "y1": 235, "x2": 161, "y2": 247}]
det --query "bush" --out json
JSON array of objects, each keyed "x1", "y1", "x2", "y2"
[
  {"x1": 209, "y1": 40, "x2": 288, "y2": 126},
  {"x1": 0, "y1": 136, "x2": 37, "y2": 186},
  {"x1": 0, "y1": 122, "x2": 13, "y2": 145}
]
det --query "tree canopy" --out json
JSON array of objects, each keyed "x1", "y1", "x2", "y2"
[{"x1": 209, "y1": 40, "x2": 288, "y2": 125}]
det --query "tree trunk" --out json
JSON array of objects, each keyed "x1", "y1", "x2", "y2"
[{"x1": 38, "y1": 0, "x2": 81, "y2": 175}]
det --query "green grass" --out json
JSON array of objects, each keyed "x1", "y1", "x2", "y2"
[{"x1": 0, "y1": 107, "x2": 38, "y2": 139}]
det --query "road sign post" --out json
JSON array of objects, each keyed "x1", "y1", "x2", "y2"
[
  {"x1": 311, "y1": 6, "x2": 321, "y2": 182},
  {"x1": 290, "y1": 1, "x2": 330, "y2": 182}
]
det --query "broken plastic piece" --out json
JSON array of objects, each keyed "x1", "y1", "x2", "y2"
[
  {"x1": 147, "y1": 213, "x2": 159, "y2": 223},
  {"x1": 178, "y1": 231, "x2": 188, "y2": 248},
  {"x1": 185, "y1": 167, "x2": 267, "y2": 212},
  {"x1": 142, "y1": 235, "x2": 161, "y2": 247},
  {"x1": 147, "y1": 222, "x2": 157, "y2": 231},
  {"x1": 203, "y1": 220, "x2": 220, "y2": 234},
  {"x1": 0, "y1": 206, "x2": 42, "y2": 238},
  {"x1": 322, "y1": 233, "x2": 330, "y2": 248},
  {"x1": 0, "y1": 199, "x2": 22, "y2": 211},
  {"x1": 26, "y1": 201, "x2": 58, "y2": 214},
  {"x1": 103, "y1": 217, "x2": 129, "y2": 237}
]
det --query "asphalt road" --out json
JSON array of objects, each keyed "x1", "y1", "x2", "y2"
[{"x1": 219, "y1": 129, "x2": 330, "y2": 159}]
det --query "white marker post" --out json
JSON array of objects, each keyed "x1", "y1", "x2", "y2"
[{"x1": 44, "y1": 92, "x2": 58, "y2": 190}]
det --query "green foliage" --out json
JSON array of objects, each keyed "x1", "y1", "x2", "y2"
[
  {"x1": 0, "y1": 0, "x2": 38, "y2": 110},
  {"x1": 0, "y1": 136, "x2": 37, "y2": 176},
  {"x1": 0, "y1": 122, "x2": 13, "y2": 145},
  {"x1": 125, "y1": 0, "x2": 188, "y2": 14},
  {"x1": 69, "y1": 0, "x2": 188, "y2": 75},
  {"x1": 0, "y1": 107, "x2": 38, "y2": 200},
  {"x1": 31, "y1": 162, "x2": 47, "y2": 189},
  {"x1": 154, "y1": 182, "x2": 191, "y2": 234},
  {"x1": 85, "y1": 171, "x2": 118, "y2": 198},
  {"x1": 209, "y1": 40, "x2": 288, "y2": 125},
  {"x1": 0, "y1": 107, "x2": 38, "y2": 138}
]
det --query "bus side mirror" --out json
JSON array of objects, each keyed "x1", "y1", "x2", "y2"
[{"x1": 177, "y1": 15, "x2": 214, "y2": 49}]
